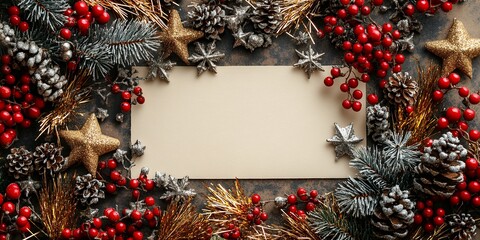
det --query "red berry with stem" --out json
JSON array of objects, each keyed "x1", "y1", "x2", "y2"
[
  {"x1": 348, "y1": 4, "x2": 359, "y2": 15},
  {"x1": 342, "y1": 99, "x2": 351, "y2": 109},
  {"x1": 433, "y1": 90, "x2": 444, "y2": 101},
  {"x1": 91, "y1": 5, "x2": 105, "y2": 17},
  {"x1": 331, "y1": 68, "x2": 341, "y2": 78},
  {"x1": 459, "y1": 190, "x2": 472, "y2": 202},
  {"x1": 352, "y1": 90, "x2": 363, "y2": 99},
  {"x1": 8, "y1": 6, "x2": 20, "y2": 15},
  {"x1": 437, "y1": 117, "x2": 449, "y2": 129},
  {"x1": 2, "y1": 202, "x2": 15, "y2": 214},
  {"x1": 416, "y1": 0, "x2": 430, "y2": 12},
  {"x1": 446, "y1": 107, "x2": 462, "y2": 122},
  {"x1": 96, "y1": 12, "x2": 110, "y2": 24},
  {"x1": 9, "y1": 15, "x2": 20, "y2": 26},
  {"x1": 438, "y1": 77, "x2": 450, "y2": 89},
  {"x1": 19, "y1": 206, "x2": 31, "y2": 218},
  {"x1": 422, "y1": 208, "x2": 433, "y2": 218},
  {"x1": 459, "y1": 87, "x2": 470, "y2": 97},
  {"x1": 259, "y1": 212, "x2": 268, "y2": 221},
  {"x1": 469, "y1": 93, "x2": 480, "y2": 104},
  {"x1": 450, "y1": 195, "x2": 460, "y2": 205},
  {"x1": 145, "y1": 196, "x2": 155, "y2": 206},
  {"x1": 287, "y1": 194, "x2": 297, "y2": 204},
  {"x1": 449, "y1": 73, "x2": 461, "y2": 85},
  {"x1": 469, "y1": 129, "x2": 480, "y2": 141},
  {"x1": 367, "y1": 94, "x2": 378, "y2": 104},
  {"x1": 435, "y1": 208, "x2": 445, "y2": 217},
  {"x1": 18, "y1": 22, "x2": 29, "y2": 32},
  {"x1": 136, "y1": 96, "x2": 145, "y2": 104},
  {"x1": 468, "y1": 181, "x2": 480, "y2": 193},
  {"x1": 60, "y1": 28, "x2": 72, "y2": 39},
  {"x1": 77, "y1": 18, "x2": 90, "y2": 32},
  {"x1": 120, "y1": 102, "x2": 131, "y2": 112},
  {"x1": 305, "y1": 202, "x2": 316, "y2": 211},
  {"x1": 465, "y1": 158, "x2": 478, "y2": 170},
  {"x1": 324, "y1": 77, "x2": 334, "y2": 86},
  {"x1": 74, "y1": 1, "x2": 89, "y2": 16},
  {"x1": 106, "y1": 183, "x2": 116, "y2": 193},
  {"x1": 340, "y1": 83, "x2": 349, "y2": 92},
  {"x1": 352, "y1": 101, "x2": 362, "y2": 111},
  {"x1": 6, "y1": 183, "x2": 21, "y2": 199},
  {"x1": 472, "y1": 196, "x2": 480, "y2": 207},
  {"x1": 414, "y1": 214, "x2": 423, "y2": 225},
  {"x1": 121, "y1": 91, "x2": 131, "y2": 100},
  {"x1": 61, "y1": 229, "x2": 72, "y2": 239},
  {"x1": 441, "y1": 2, "x2": 453, "y2": 12},
  {"x1": 433, "y1": 216, "x2": 444, "y2": 226},
  {"x1": 251, "y1": 193, "x2": 261, "y2": 204},
  {"x1": 464, "y1": 109, "x2": 475, "y2": 121}
]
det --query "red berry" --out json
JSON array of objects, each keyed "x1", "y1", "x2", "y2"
[
  {"x1": 450, "y1": 195, "x2": 460, "y2": 205},
  {"x1": 416, "y1": 0, "x2": 430, "y2": 12},
  {"x1": 334, "y1": 26, "x2": 345, "y2": 35},
  {"x1": 18, "y1": 21, "x2": 29, "y2": 32},
  {"x1": 259, "y1": 212, "x2": 268, "y2": 221},
  {"x1": 67, "y1": 60, "x2": 77, "y2": 71},
  {"x1": 347, "y1": 4, "x2": 359, "y2": 15},
  {"x1": 468, "y1": 181, "x2": 480, "y2": 193},
  {"x1": 92, "y1": 218, "x2": 102, "y2": 228},
  {"x1": 352, "y1": 90, "x2": 363, "y2": 99},
  {"x1": 425, "y1": 199, "x2": 433, "y2": 207},
  {"x1": 331, "y1": 68, "x2": 341, "y2": 78},
  {"x1": 416, "y1": 201, "x2": 425, "y2": 210},
  {"x1": 422, "y1": 207, "x2": 433, "y2": 218},
  {"x1": 9, "y1": 15, "x2": 20, "y2": 26},
  {"x1": 120, "y1": 102, "x2": 131, "y2": 112},
  {"x1": 2, "y1": 202, "x2": 15, "y2": 214},
  {"x1": 110, "y1": 170, "x2": 121, "y2": 181},
  {"x1": 414, "y1": 214, "x2": 423, "y2": 225},
  {"x1": 458, "y1": 87, "x2": 470, "y2": 97},
  {"x1": 287, "y1": 194, "x2": 297, "y2": 204},
  {"x1": 438, "y1": 77, "x2": 450, "y2": 89},
  {"x1": 77, "y1": 18, "x2": 90, "y2": 32},
  {"x1": 145, "y1": 179, "x2": 155, "y2": 191},
  {"x1": 19, "y1": 206, "x2": 31, "y2": 218},
  {"x1": 88, "y1": 228, "x2": 98, "y2": 238},
  {"x1": 464, "y1": 109, "x2": 475, "y2": 121},
  {"x1": 8, "y1": 6, "x2": 20, "y2": 16},
  {"x1": 342, "y1": 99, "x2": 351, "y2": 109},
  {"x1": 433, "y1": 216, "x2": 444, "y2": 226},
  {"x1": 352, "y1": 101, "x2": 362, "y2": 112},
  {"x1": 132, "y1": 189, "x2": 140, "y2": 199},
  {"x1": 449, "y1": 73, "x2": 461, "y2": 85},
  {"x1": 121, "y1": 91, "x2": 131, "y2": 100},
  {"x1": 60, "y1": 28, "x2": 72, "y2": 39},
  {"x1": 340, "y1": 83, "x2": 349, "y2": 92},
  {"x1": 145, "y1": 196, "x2": 155, "y2": 206},
  {"x1": 446, "y1": 107, "x2": 462, "y2": 122},
  {"x1": 6, "y1": 183, "x2": 21, "y2": 199},
  {"x1": 74, "y1": 1, "x2": 89, "y2": 16},
  {"x1": 136, "y1": 96, "x2": 145, "y2": 104},
  {"x1": 16, "y1": 216, "x2": 28, "y2": 227},
  {"x1": 469, "y1": 93, "x2": 480, "y2": 104},
  {"x1": 459, "y1": 190, "x2": 472, "y2": 202},
  {"x1": 469, "y1": 129, "x2": 480, "y2": 141},
  {"x1": 437, "y1": 117, "x2": 449, "y2": 129},
  {"x1": 27, "y1": 107, "x2": 41, "y2": 119},
  {"x1": 361, "y1": 6, "x2": 371, "y2": 15},
  {"x1": 109, "y1": 211, "x2": 120, "y2": 222},
  {"x1": 96, "y1": 12, "x2": 110, "y2": 24},
  {"x1": 106, "y1": 183, "x2": 116, "y2": 193},
  {"x1": 305, "y1": 202, "x2": 316, "y2": 211},
  {"x1": 435, "y1": 208, "x2": 445, "y2": 217},
  {"x1": 91, "y1": 5, "x2": 105, "y2": 17},
  {"x1": 62, "y1": 229, "x2": 72, "y2": 239},
  {"x1": 466, "y1": 158, "x2": 479, "y2": 170},
  {"x1": 111, "y1": 84, "x2": 121, "y2": 94},
  {"x1": 129, "y1": 179, "x2": 140, "y2": 189},
  {"x1": 251, "y1": 193, "x2": 261, "y2": 204},
  {"x1": 324, "y1": 77, "x2": 334, "y2": 86},
  {"x1": 433, "y1": 90, "x2": 443, "y2": 101},
  {"x1": 367, "y1": 94, "x2": 378, "y2": 104},
  {"x1": 0, "y1": 87, "x2": 11, "y2": 99},
  {"x1": 130, "y1": 210, "x2": 142, "y2": 221},
  {"x1": 310, "y1": 190, "x2": 318, "y2": 198}
]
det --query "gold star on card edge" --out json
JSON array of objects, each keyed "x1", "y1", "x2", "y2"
[
  {"x1": 60, "y1": 113, "x2": 120, "y2": 176},
  {"x1": 159, "y1": 10, "x2": 204, "y2": 64},
  {"x1": 425, "y1": 18, "x2": 480, "y2": 78}
]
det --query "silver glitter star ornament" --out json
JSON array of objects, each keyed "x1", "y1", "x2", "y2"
[
  {"x1": 188, "y1": 41, "x2": 225, "y2": 76},
  {"x1": 327, "y1": 123, "x2": 363, "y2": 160},
  {"x1": 147, "y1": 56, "x2": 176, "y2": 82},
  {"x1": 294, "y1": 45, "x2": 324, "y2": 79}
]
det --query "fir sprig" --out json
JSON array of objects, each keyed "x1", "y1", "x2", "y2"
[
  {"x1": 383, "y1": 131, "x2": 421, "y2": 174},
  {"x1": 334, "y1": 177, "x2": 379, "y2": 218},
  {"x1": 308, "y1": 206, "x2": 354, "y2": 240},
  {"x1": 76, "y1": 37, "x2": 112, "y2": 79},
  {"x1": 17, "y1": 0, "x2": 68, "y2": 31},
  {"x1": 350, "y1": 147, "x2": 388, "y2": 189}
]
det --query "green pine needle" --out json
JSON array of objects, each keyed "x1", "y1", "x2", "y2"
[
  {"x1": 350, "y1": 147, "x2": 388, "y2": 189},
  {"x1": 17, "y1": 0, "x2": 68, "y2": 31},
  {"x1": 308, "y1": 205, "x2": 354, "y2": 240},
  {"x1": 335, "y1": 177, "x2": 379, "y2": 218}
]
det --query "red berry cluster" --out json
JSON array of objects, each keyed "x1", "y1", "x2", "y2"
[
  {"x1": 0, "y1": 183, "x2": 33, "y2": 239},
  {"x1": 413, "y1": 199, "x2": 446, "y2": 232},
  {"x1": 0, "y1": 55, "x2": 46, "y2": 147},
  {"x1": 433, "y1": 73, "x2": 480, "y2": 141},
  {"x1": 61, "y1": 1, "x2": 110, "y2": 38},
  {"x1": 246, "y1": 193, "x2": 268, "y2": 225},
  {"x1": 449, "y1": 158, "x2": 480, "y2": 207},
  {"x1": 284, "y1": 188, "x2": 319, "y2": 219},
  {"x1": 220, "y1": 222, "x2": 241, "y2": 239},
  {"x1": 415, "y1": 0, "x2": 457, "y2": 14},
  {"x1": 111, "y1": 84, "x2": 145, "y2": 113},
  {"x1": 7, "y1": 6, "x2": 29, "y2": 32}
]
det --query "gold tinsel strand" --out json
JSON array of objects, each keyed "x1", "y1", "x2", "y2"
[
  {"x1": 279, "y1": 211, "x2": 320, "y2": 240},
  {"x1": 203, "y1": 180, "x2": 282, "y2": 239},
  {"x1": 275, "y1": 0, "x2": 317, "y2": 35},
  {"x1": 37, "y1": 73, "x2": 90, "y2": 142},
  {"x1": 83, "y1": 0, "x2": 170, "y2": 29},
  {"x1": 395, "y1": 63, "x2": 440, "y2": 145},
  {"x1": 39, "y1": 173, "x2": 77, "y2": 240},
  {"x1": 157, "y1": 199, "x2": 211, "y2": 240}
]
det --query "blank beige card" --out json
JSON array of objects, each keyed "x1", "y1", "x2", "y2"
[{"x1": 131, "y1": 66, "x2": 365, "y2": 178}]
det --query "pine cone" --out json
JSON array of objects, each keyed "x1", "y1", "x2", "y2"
[
  {"x1": 367, "y1": 104, "x2": 390, "y2": 143},
  {"x1": 6, "y1": 146, "x2": 34, "y2": 179},
  {"x1": 250, "y1": 0, "x2": 282, "y2": 34},
  {"x1": 75, "y1": 174, "x2": 105, "y2": 205},
  {"x1": 0, "y1": 22, "x2": 15, "y2": 47},
  {"x1": 371, "y1": 185, "x2": 414, "y2": 240},
  {"x1": 447, "y1": 213, "x2": 477, "y2": 240},
  {"x1": 188, "y1": 3, "x2": 226, "y2": 40},
  {"x1": 384, "y1": 72, "x2": 418, "y2": 107},
  {"x1": 33, "y1": 142, "x2": 65, "y2": 175},
  {"x1": 32, "y1": 59, "x2": 68, "y2": 102},
  {"x1": 413, "y1": 132, "x2": 466, "y2": 198}
]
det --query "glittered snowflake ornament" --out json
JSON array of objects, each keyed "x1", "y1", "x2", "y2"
[
  {"x1": 147, "y1": 56, "x2": 176, "y2": 82},
  {"x1": 327, "y1": 123, "x2": 363, "y2": 160},
  {"x1": 188, "y1": 41, "x2": 225, "y2": 76},
  {"x1": 294, "y1": 45, "x2": 324, "y2": 79}
]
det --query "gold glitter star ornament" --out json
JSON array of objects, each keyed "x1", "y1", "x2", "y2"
[
  {"x1": 425, "y1": 18, "x2": 480, "y2": 78},
  {"x1": 60, "y1": 114, "x2": 120, "y2": 176},
  {"x1": 159, "y1": 10, "x2": 204, "y2": 64}
]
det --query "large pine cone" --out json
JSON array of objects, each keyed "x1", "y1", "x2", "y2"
[
  {"x1": 371, "y1": 185, "x2": 415, "y2": 240},
  {"x1": 367, "y1": 104, "x2": 390, "y2": 143},
  {"x1": 75, "y1": 174, "x2": 105, "y2": 205},
  {"x1": 188, "y1": 3, "x2": 225, "y2": 40},
  {"x1": 33, "y1": 142, "x2": 65, "y2": 175},
  {"x1": 384, "y1": 72, "x2": 418, "y2": 107},
  {"x1": 251, "y1": 0, "x2": 282, "y2": 34},
  {"x1": 413, "y1": 132, "x2": 466, "y2": 198},
  {"x1": 6, "y1": 146, "x2": 34, "y2": 179}
]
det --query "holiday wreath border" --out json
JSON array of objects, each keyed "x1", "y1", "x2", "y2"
[{"x1": 0, "y1": 0, "x2": 479, "y2": 239}]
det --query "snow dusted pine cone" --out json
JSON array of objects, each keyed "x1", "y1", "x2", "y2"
[
  {"x1": 250, "y1": 0, "x2": 282, "y2": 34},
  {"x1": 384, "y1": 72, "x2": 418, "y2": 107},
  {"x1": 75, "y1": 174, "x2": 105, "y2": 205},
  {"x1": 6, "y1": 146, "x2": 34, "y2": 179},
  {"x1": 188, "y1": 2, "x2": 226, "y2": 40},
  {"x1": 33, "y1": 142, "x2": 66, "y2": 175},
  {"x1": 367, "y1": 104, "x2": 390, "y2": 143}
]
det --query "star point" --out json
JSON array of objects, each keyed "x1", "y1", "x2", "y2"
[
  {"x1": 425, "y1": 19, "x2": 480, "y2": 78},
  {"x1": 327, "y1": 123, "x2": 363, "y2": 160},
  {"x1": 158, "y1": 10, "x2": 204, "y2": 64},
  {"x1": 60, "y1": 114, "x2": 120, "y2": 176}
]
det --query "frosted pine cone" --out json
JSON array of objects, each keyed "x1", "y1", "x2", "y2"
[
  {"x1": 447, "y1": 213, "x2": 477, "y2": 240},
  {"x1": 384, "y1": 72, "x2": 418, "y2": 107},
  {"x1": 75, "y1": 174, "x2": 105, "y2": 205},
  {"x1": 188, "y1": 3, "x2": 225, "y2": 40},
  {"x1": 33, "y1": 142, "x2": 65, "y2": 175},
  {"x1": 32, "y1": 59, "x2": 68, "y2": 102},
  {"x1": 0, "y1": 22, "x2": 15, "y2": 46},
  {"x1": 367, "y1": 104, "x2": 390, "y2": 143},
  {"x1": 371, "y1": 185, "x2": 415, "y2": 240},
  {"x1": 251, "y1": 0, "x2": 282, "y2": 34},
  {"x1": 6, "y1": 146, "x2": 34, "y2": 179},
  {"x1": 413, "y1": 132, "x2": 466, "y2": 198}
]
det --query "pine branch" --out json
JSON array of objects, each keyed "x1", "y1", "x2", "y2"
[
  {"x1": 92, "y1": 20, "x2": 160, "y2": 66},
  {"x1": 76, "y1": 37, "x2": 113, "y2": 79},
  {"x1": 383, "y1": 131, "x2": 421, "y2": 174},
  {"x1": 308, "y1": 203, "x2": 355, "y2": 240},
  {"x1": 350, "y1": 147, "x2": 389, "y2": 189},
  {"x1": 17, "y1": 0, "x2": 68, "y2": 31},
  {"x1": 334, "y1": 177, "x2": 379, "y2": 218}
]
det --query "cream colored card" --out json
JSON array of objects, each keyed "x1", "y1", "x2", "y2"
[{"x1": 131, "y1": 66, "x2": 364, "y2": 179}]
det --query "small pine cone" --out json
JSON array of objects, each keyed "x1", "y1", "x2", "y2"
[
  {"x1": 75, "y1": 174, "x2": 105, "y2": 205},
  {"x1": 6, "y1": 146, "x2": 34, "y2": 179},
  {"x1": 367, "y1": 104, "x2": 390, "y2": 143},
  {"x1": 9, "y1": 40, "x2": 47, "y2": 73},
  {"x1": 32, "y1": 60, "x2": 68, "y2": 102},
  {"x1": 384, "y1": 72, "x2": 418, "y2": 107},
  {"x1": 251, "y1": 0, "x2": 282, "y2": 34},
  {"x1": 33, "y1": 142, "x2": 65, "y2": 175},
  {"x1": 0, "y1": 22, "x2": 15, "y2": 47},
  {"x1": 371, "y1": 185, "x2": 414, "y2": 240},
  {"x1": 413, "y1": 132, "x2": 466, "y2": 198},
  {"x1": 188, "y1": 3, "x2": 226, "y2": 40},
  {"x1": 447, "y1": 213, "x2": 477, "y2": 240}
]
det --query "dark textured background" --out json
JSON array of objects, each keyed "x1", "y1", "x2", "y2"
[{"x1": 5, "y1": 0, "x2": 480, "y2": 228}]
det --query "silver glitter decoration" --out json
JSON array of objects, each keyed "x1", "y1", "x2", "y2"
[
  {"x1": 274, "y1": 196, "x2": 287, "y2": 208},
  {"x1": 17, "y1": 176, "x2": 41, "y2": 199},
  {"x1": 225, "y1": 5, "x2": 251, "y2": 32},
  {"x1": 154, "y1": 172, "x2": 196, "y2": 201},
  {"x1": 95, "y1": 108, "x2": 109, "y2": 122},
  {"x1": 188, "y1": 41, "x2": 225, "y2": 75},
  {"x1": 147, "y1": 56, "x2": 176, "y2": 82},
  {"x1": 327, "y1": 123, "x2": 363, "y2": 160},
  {"x1": 115, "y1": 113, "x2": 124, "y2": 123},
  {"x1": 294, "y1": 45, "x2": 325, "y2": 79},
  {"x1": 131, "y1": 140, "x2": 146, "y2": 157}
]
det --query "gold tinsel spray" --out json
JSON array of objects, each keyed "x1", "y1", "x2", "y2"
[{"x1": 39, "y1": 173, "x2": 77, "y2": 240}]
